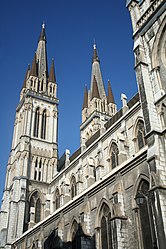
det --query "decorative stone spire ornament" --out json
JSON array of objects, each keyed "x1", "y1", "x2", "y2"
[{"x1": 49, "y1": 58, "x2": 56, "y2": 83}]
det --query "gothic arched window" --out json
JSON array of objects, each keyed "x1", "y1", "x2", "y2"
[
  {"x1": 135, "y1": 180, "x2": 157, "y2": 249},
  {"x1": 110, "y1": 142, "x2": 119, "y2": 169},
  {"x1": 71, "y1": 176, "x2": 77, "y2": 199},
  {"x1": 136, "y1": 120, "x2": 146, "y2": 150},
  {"x1": 33, "y1": 107, "x2": 40, "y2": 138},
  {"x1": 100, "y1": 204, "x2": 113, "y2": 249},
  {"x1": 71, "y1": 220, "x2": 79, "y2": 249},
  {"x1": 29, "y1": 191, "x2": 41, "y2": 224},
  {"x1": 55, "y1": 188, "x2": 60, "y2": 210},
  {"x1": 41, "y1": 109, "x2": 47, "y2": 139}
]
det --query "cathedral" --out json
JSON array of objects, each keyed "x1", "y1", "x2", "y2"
[{"x1": 0, "y1": 0, "x2": 166, "y2": 248}]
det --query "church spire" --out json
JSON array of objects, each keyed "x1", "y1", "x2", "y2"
[
  {"x1": 49, "y1": 59, "x2": 56, "y2": 83},
  {"x1": 107, "y1": 80, "x2": 115, "y2": 104},
  {"x1": 82, "y1": 86, "x2": 88, "y2": 110},
  {"x1": 36, "y1": 23, "x2": 48, "y2": 78},
  {"x1": 90, "y1": 43, "x2": 106, "y2": 99}
]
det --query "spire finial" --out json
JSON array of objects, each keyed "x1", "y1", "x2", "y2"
[
  {"x1": 92, "y1": 40, "x2": 100, "y2": 63},
  {"x1": 39, "y1": 22, "x2": 46, "y2": 42},
  {"x1": 42, "y1": 22, "x2": 45, "y2": 29},
  {"x1": 93, "y1": 38, "x2": 96, "y2": 50}
]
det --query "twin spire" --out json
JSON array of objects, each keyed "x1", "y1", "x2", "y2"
[
  {"x1": 82, "y1": 43, "x2": 115, "y2": 109},
  {"x1": 22, "y1": 24, "x2": 56, "y2": 89}
]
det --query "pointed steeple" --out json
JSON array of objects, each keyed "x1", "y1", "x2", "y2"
[
  {"x1": 22, "y1": 64, "x2": 30, "y2": 88},
  {"x1": 39, "y1": 23, "x2": 47, "y2": 42},
  {"x1": 90, "y1": 43, "x2": 106, "y2": 99},
  {"x1": 36, "y1": 24, "x2": 48, "y2": 78},
  {"x1": 92, "y1": 75, "x2": 100, "y2": 99},
  {"x1": 49, "y1": 59, "x2": 56, "y2": 83},
  {"x1": 107, "y1": 80, "x2": 115, "y2": 104},
  {"x1": 30, "y1": 53, "x2": 37, "y2": 77},
  {"x1": 82, "y1": 86, "x2": 88, "y2": 110}
]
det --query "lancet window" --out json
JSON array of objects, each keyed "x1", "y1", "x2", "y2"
[
  {"x1": 135, "y1": 180, "x2": 157, "y2": 249},
  {"x1": 110, "y1": 142, "x2": 119, "y2": 169},
  {"x1": 33, "y1": 107, "x2": 40, "y2": 137},
  {"x1": 29, "y1": 191, "x2": 41, "y2": 224},
  {"x1": 136, "y1": 120, "x2": 146, "y2": 150},
  {"x1": 71, "y1": 176, "x2": 77, "y2": 199},
  {"x1": 41, "y1": 109, "x2": 47, "y2": 139},
  {"x1": 55, "y1": 188, "x2": 60, "y2": 210},
  {"x1": 100, "y1": 203, "x2": 113, "y2": 249}
]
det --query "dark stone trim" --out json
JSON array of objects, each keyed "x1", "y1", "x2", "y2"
[
  {"x1": 13, "y1": 176, "x2": 28, "y2": 181},
  {"x1": 110, "y1": 216, "x2": 128, "y2": 221},
  {"x1": 145, "y1": 128, "x2": 166, "y2": 139}
]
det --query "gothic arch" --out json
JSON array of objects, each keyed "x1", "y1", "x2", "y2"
[
  {"x1": 132, "y1": 173, "x2": 150, "y2": 209},
  {"x1": 132, "y1": 175, "x2": 157, "y2": 248},
  {"x1": 54, "y1": 187, "x2": 61, "y2": 210},
  {"x1": 133, "y1": 118, "x2": 146, "y2": 152},
  {"x1": 29, "y1": 188, "x2": 45, "y2": 205},
  {"x1": 95, "y1": 198, "x2": 111, "y2": 228},
  {"x1": 108, "y1": 140, "x2": 119, "y2": 169},
  {"x1": 67, "y1": 217, "x2": 79, "y2": 241},
  {"x1": 28, "y1": 190, "x2": 44, "y2": 224},
  {"x1": 70, "y1": 174, "x2": 77, "y2": 199},
  {"x1": 132, "y1": 116, "x2": 144, "y2": 138},
  {"x1": 151, "y1": 16, "x2": 166, "y2": 69}
]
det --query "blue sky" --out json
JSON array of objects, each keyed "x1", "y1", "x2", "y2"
[{"x1": 0, "y1": 1, "x2": 137, "y2": 204}]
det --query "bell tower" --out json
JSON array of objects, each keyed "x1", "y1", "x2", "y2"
[
  {"x1": 80, "y1": 43, "x2": 117, "y2": 148},
  {"x1": 0, "y1": 24, "x2": 59, "y2": 248}
]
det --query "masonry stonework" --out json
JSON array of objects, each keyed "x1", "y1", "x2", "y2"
[{"x1": 0, "y1": 1, "x2": 166, "y2": 249}]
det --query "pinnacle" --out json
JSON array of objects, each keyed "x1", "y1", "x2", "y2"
[
  {"x1": 82, "y1": 86, "x2": 88, "y2": 110},
  {"x1": 49, "y1": 59, "x2": 56, "y2": 83},
  {"x1": 91, "y1": 75, "x2": 100, "y2": 99},
  {"x1": 30, "y1": 53, "x2": 37, "y2": 77},
  {"x1": 107, "y1": 80, "x2": 115, "y2": 104}
]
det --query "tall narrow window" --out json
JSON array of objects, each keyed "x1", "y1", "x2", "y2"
[
  {"x1": 55, "y1": 188, "x2": 60, "y2": 210},
  {"x1": 41, "y1": 79, "x2": 44, "y2": 91},
  {"x1": 41, "y1": 109, "x2": 47, "y2": 139},
  {"x1": 100, "y1": 204, "x2": 113, "y2": 249},
  {"x1": 35, "y1": 198, "x2": 41, "y2": 223},
  {"x1": 28, "y1": 191, "x2": 41, "y2": 224},
  {"x1": 110, "y1": 142, "x2": 119, "y2": 169},
  {"x1": 71, "y1": 176, "x2": 77, "y2": 199},
  {"x1": 34, "y1": 107, "x2": 40, "y2": 137},
  {"x1": 136, "y1": 120, "x2": 146, "y2": 150},
  {"x1": 71, "y1": 220, "x2": 79, "y2": 249},
  {"x1": 135, "y1": 180, "x2": 157, "y2": 249},
  {"x1": 101, "y1": 216, "x2": 108, "y2": 249}
]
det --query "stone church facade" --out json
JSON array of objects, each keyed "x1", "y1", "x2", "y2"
[{"x1": 0, "y1": 0, "x2": 166, "y2": 248}]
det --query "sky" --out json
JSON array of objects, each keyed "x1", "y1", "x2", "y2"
[{"x1": 0, "y1": 0, "x2": 137, "y2": 204}]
